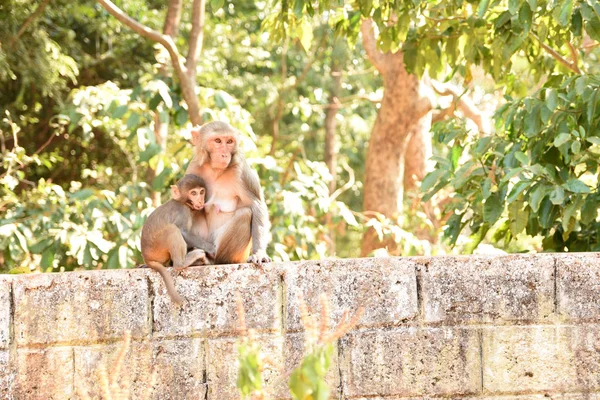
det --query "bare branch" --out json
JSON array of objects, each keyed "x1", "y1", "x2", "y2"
[
  {"x1": 186, "y1": 0, "x2": 206, "y2": 77},
  {"x1": 431, "y1": 81, "x2": 490, "y2": 134},
  {"x1": 530, "y1": 32, "x2": 582, "y2": 74},
  {"x1": 360, "y1": 18, "x2": 386, "y2": 72},
  {"x1": 8, "y1": 0, "x2": 51, "y2": 47}
]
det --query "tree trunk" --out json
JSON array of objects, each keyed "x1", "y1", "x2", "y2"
[{"x1": 360, "y1": 20, "x2": 432, "y2": 257}]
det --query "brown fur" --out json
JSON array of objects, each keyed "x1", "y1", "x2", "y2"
[
  {"x1": 141, "y1": 175, "x2": 215, "y2": 305},
  {"x1": 186, "y1": 121, "x2": 271, "y2": 265}
]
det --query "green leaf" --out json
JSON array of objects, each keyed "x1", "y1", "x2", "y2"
[
  {"x1": 529, "y1": 183, "x2": 549, "y2": 212},
  {"x1": 507, "y1": 180, "x2": 531, "y2": 203},
  {"x1": 514, "y1": 151, "x2": 529, "y2": 165},
  {"x1": 70, "y1": 188, "x2": 95, "y2": 200},
  {"x1": 553, "y1": 0, "x2": 573, "y2": 26},
  {"x1": 126, "y1": 112, "x2": 141, "y2": 130},
  {"x1": 539, "y1": 198, "x2": 557, "y2": 229},
  {"x1": 571, "y1": 140, "x2": 581, "y2": 155},
  {"x1": 444, "y1": 213, "x2": 463, "y2": 246},
  {"x1": 478, "y1": 0, "x2": 490, "y2": 18},
  {"x1": 549, "y1": 186, "x2": 565, "y2": 205},
  {"x1": 40, "y1": 245, "x2": 56, "y2": 269},
  {"x1": 483, "y1": 193, "x2": 503, "y2": 224},
  {"x1": 421, "y1": 169, "x2": 448, "y2": 193},
  {"x1": 509, "y1": 199, "x2": 529, "y2": 236},
  {"x1": 139, "y1": 143, "x2": 162, "y2": 163},
  {"x1": 214, "y1": 92, "x2": 228, "y2": 109},
  {"x1": 546, "y1": 88, "x2": 558, "y2": 111},
  {"x1": 586, "y1": 137, "x2": 600, "y2": 145},
  {"x1": 553, "y1": 133, "x2": 571, "y2": 147},
  {"x1": 112, "y1": 104, "x2": 129, "y2": 119},
  {"x1": 210, "y1": 0, "x2": 224, "y2": 9},
  {"x1": 563, "y1": 178, "x2": 591, "y2": 193},
  {"x1": 509, "y1": 0, "x2": 522, "y2": 15},
  {"x1": 581, "y1": 195, "x2": 599, "y2": 224}
]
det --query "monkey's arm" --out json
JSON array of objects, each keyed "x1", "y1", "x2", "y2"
[
  {"x1": 181, "y1": 230, "x2": 216, "y2": 255},
  {"x1": 242, "y1": 165, "x2": 272, "y2": 265}
]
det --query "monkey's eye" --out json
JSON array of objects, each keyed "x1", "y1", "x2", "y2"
[
  {"x1": 227, "y1": 139, "x2": 234, "y2": 144},
  {"x1": 190, "y1": 190, "x2": 198, "y2": 196},
  {"x1": 215, "y1": 138, "x2": 222, "y2": 144}
]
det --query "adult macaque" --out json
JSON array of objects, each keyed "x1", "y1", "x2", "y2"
[
  {"x1": 141, "y1": 174, "x2": 215, "y2": 305},
  {"x1": 186, "y1": 121, "x2": 271, "y2": 266}
]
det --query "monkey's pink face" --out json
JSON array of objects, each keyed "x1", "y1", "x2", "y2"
[
  {"x1": 207, "y1": 135, "x2": 236, "y2": 170},
  {"x1": 187, "y1": 187, "x2": 206, "y2": 210}
]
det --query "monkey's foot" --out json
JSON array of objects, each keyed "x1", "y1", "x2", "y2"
[
  {"x1": 247, "y1": 251, "x2": 271, "y2": 267},
  {"x1": 187, "y1": 248, "x2": 209, "y2": 266}
]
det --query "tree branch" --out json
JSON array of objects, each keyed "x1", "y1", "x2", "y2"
[
  {"x1": 530, "y1": 32, "x2": 582, "y2": 74},
  {"x1": 360, "y1": 18, "x2": 386, "y2": 72},
  {"x1": 96, "y1": 0, "x2": 188, "y2": 78},
  {"x1": 163, "y1": 0, "x2": 183, "y2": 37},
  {"x1": 186, "y1": 0, "x2": 206, "y2": 77},
  {"x1": 430, "y1": 81, "x2": 490, "y2": 134},
  {"x1": 8, "y1": 0, "x2": 51, "y2": 47}
]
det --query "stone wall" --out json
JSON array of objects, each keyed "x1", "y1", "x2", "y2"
[{"x1": 1, "y1": 253, "x2": 600, "y2": 399}]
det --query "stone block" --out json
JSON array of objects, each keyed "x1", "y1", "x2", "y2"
[
  {"x1": 151, "y1": 339, "x2": 207, "y2": 400},
  {"x1": 0, "y1": 279, "x2": 10, "y2": 350},
  {"x1": 205, "y1": 335, "x2": 285, "y2": 400},
  {"x1": 204, "y1": 333, "x2": 340, "y2": 400},
  {"x1": 152, "y1": 264, "x2": 280, "y2": 337},
  {"x1": 482, "y1": 325, "x2": 600, "y2": 394},
  {"x1": 557, "y1": 253, "x2": 600, "y2": 321},
  {"x1": 279, "y1": 333, "x2": 340, "y2": 399},
  {"x1": 13, "y1": 270, "x2": 150, "y2": 345},
  {"x1": 74, "y1": 338, "x2": 205, "y2": 399},
  {"x1": 14, "y1": 347, "x2": 74, "y2": 399},
  {"x1": 422, "y1": 254, "x2": 555, "y2": 324},
  {"x1": 0, "y1": 350, "x2": 15, "y2": 398},
  {"x1": 340, "y1": 327, "x2": 481, "y2": 397},
  {"x1": 284, "y1": 258, "x2": 418, "y2": 331}
]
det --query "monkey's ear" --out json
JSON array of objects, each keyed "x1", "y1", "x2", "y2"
[
  {"x1": 171, "y1": 185, "x2": 181, "y2": 200},
  {"x1": 190, "y1": 125, "x2": 202, "y2": 145}
]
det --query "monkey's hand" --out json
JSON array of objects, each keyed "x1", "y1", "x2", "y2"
[{"x1": 247, "y1": 251, "x2": 271, "y2": 266}]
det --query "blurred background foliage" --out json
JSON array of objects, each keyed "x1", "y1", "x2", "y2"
[{"x1": 0, "y1": 0, "x2": 599, "y2": 273}]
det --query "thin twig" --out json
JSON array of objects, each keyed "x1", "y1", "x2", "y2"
[{"x1": 8, "y1": 0, "x2": 52, "y2": 47}]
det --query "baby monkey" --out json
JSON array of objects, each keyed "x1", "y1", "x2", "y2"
[{"x1": 141, "y1": 174, "x2": 215, "y2": 305}]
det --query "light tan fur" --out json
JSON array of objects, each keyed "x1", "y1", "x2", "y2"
[
  {"x1": 141, "y1": 175, "x2": 215, "y2": 305},
  {"x1": 186, "y1": 121, "x2": 271, "y2": 265}
]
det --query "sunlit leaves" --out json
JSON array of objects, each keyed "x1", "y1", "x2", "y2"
[{"x1": 424, "y1": 71, "x2": 600, "y2": 252}]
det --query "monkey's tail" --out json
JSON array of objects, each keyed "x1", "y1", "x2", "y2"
[{"x1": 146, "y1": 261, "x2": 184, "y2": 306}]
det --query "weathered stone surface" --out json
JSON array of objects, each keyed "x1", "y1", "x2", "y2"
[
  {"x1": 152, "y1": 264, "x2": 280, "y2": 337},
  {"x1": 483, "y1": 325, "x2": 600, "y2": 394},
  {"x1": 284, "y1": 258, "x2": 418, "y2": 331},
  {"x1": 14, "y1": 347, "x2": 74, "y2": 399},
  {"x1": 152, "y1": 339, "x2": 207, "y2": 400},
  {"x1": 13, "y1": 270, "x2": 150, "y2": 345},
  {"x1": 279, "y1": 333, "x2": 340, "y2": 399},
  {"x1": 74, "y1": 338, "x2": 205, "y2": 399},
  {"x1": 422, "y1": 254, "x2": 555, "y2": 324},
  {"x1": 0, "y1": 279, "x2": 10, "y2": 350},
  {"x1": 348, "y1": 395, "x2": 600, "y2": 400},
  {"x1": 340, "y1": 327, "x2": 481, "y2": 397},
  {"x1": 74, "y1": 340, "x2": 153, "y2": 399},
  {"x1": 557, "y1": 253, "x2": 600, "y2": 321},
  {"x1": 205, "y1": 335, "x2": 285, "y2": 400},
  {"x1": 0, "y1": 350, "x2": 15, "y2": 398}
]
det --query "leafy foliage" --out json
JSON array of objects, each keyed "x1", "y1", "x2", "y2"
[{"x1": 425, "y1": 74, "x2": 600, "y2": 252}]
